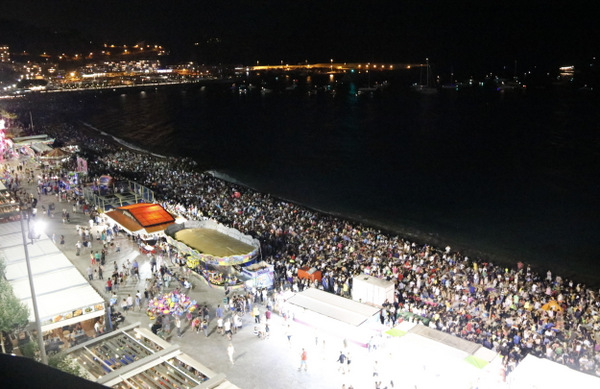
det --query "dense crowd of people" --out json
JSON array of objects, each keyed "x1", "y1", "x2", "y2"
[{"x1": 17, "y1": 122, "x2": 600, "y2": 377}]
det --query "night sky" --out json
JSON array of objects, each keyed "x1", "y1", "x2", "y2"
[{"x1": 2, "y1": 0, "x2": 598, "y2": 73}]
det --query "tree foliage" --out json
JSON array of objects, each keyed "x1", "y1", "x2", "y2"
[
  {"x1": 49, "y1": 352, "x2": 86, "y2": 378},
  {"x1": 0, "y1": 258, "x2": 30, "y2": 353},
  {"x1": 22, "y1": 341, "x2": 86, "y2": 378},
  {"x1": 0, "y1": 281, "x2": 30, "y2": 333}
]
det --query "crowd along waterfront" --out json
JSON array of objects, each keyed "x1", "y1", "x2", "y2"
[{"x1": 5, "y1": 75, "x2": 599, "y2": 287}]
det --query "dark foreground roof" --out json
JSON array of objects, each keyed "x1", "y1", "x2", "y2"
[{"x1": 0, "y1": 354, "x2": 106, "y2": 389}]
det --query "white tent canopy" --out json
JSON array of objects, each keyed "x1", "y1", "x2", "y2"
[
  {"x1": 0, "y1": 221, "x2": 105, "y2": 332},
  {"x1": 286, "y1": 287, "x2": 380, "y2": 327},
  {"x1": 508, "y1": 354, "x2": 600, "y2": 388}
]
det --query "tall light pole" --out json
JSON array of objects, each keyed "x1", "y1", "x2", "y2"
[{"x1": 19, "y1": 211, "x2": 48, "y2": 365}]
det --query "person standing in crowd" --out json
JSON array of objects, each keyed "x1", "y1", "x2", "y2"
[
  {"x1": 132, "y1": 259, "x2": 139, "y2": 281},
  {"x1": 126, "y1": 294, "x2": 133, "y2": 311},
  {"x1": 227, "y1": 342, "x2": 235, "y2": 364},
  {"x1": 233, "y1": 313, "x2": 241, "y2": 334},
  {"x1": 224, "y1": 317, "x2": 232, "y2": 340},
  {"x1": 94, "y1": 320, "x2": 104, "y2": 336},
  {"x1": 298, "y1": 348, "x2": 308, "y2": 372},
  {"x1": 135, "y1": 291, "x2": 142, "y2": 311},
  {"x1": 191, "y1": 316, "x2": 200, "y2": 333},
  {"x1": 217, "y1": 316, "x2": 224, "y2": 335},
  {"x1": 175, "y1": 315, "x2": 182, "y2": 337},
  {"x1": 201, "y1": 318, "x2": 209, "y2": 337},
  {"x1": 337, "y1": 351, "x2": 347, "y2": 374},
  {"x1": 121, "y1": 298, "x2": 129, "y2": 314},
  {"x1": 253, "y1": 306, "x2": 260, "y2": 323},
  {"x1": 346, "y1": 352, "x2": 351, "y2": 373},
  {"x1": 162, "y1": 314, "x2": 171, "y2": 336}
]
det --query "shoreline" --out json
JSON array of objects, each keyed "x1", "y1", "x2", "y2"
[
  {"x1": 78, "y1": 121, "x2": 169, "y2": 159},
  {"x1": 13, "y1": 110, "x2": 600, "y2": 289}
]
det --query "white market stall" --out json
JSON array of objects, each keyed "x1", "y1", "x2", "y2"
[
  {"x1": 351, "y1": 274, "x2": 395, "y2": 307},
  {"x1": 0, "y1": 221, "x2": 105, "y2": 333},
  {"x1": 284, "y1": 287, "x2": 381, "y2": 347}
]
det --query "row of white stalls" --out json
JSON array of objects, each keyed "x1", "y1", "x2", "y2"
[{"x1": 0, "y1": 220, "x2": 105, "y2": 352}]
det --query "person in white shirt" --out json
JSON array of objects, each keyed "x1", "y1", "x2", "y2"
[
  {"x1": 217, "y1": 317, "x2": 224, "y2": 335},
  {"x1": 94, "y1": 320, "x2": 104, "y2": 336},
  {"x1": 224, "y1": 318, "x2": 232, "y2": 339}
]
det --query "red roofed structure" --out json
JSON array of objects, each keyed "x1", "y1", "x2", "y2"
[{"x1": 104, "y1": 203, "x2": 176, "y2": 237}]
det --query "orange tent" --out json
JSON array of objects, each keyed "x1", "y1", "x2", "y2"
[{"x1": 541, "y1": 300, "x2": 562, "y2": 312}]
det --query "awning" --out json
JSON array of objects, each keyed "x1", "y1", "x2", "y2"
[
  {"x1": 0, "y1": 221, "x2": 105, "y2": 331},
  {"x1": 104, "y1": 209, "x2": 144, "y2": 234}
]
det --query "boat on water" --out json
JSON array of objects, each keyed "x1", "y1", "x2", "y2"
[
  {"x1": 441, "y1": 69, "x2": 459, "y2": 90},
  {"x1": 357, "y1": 86, "x2": 379, "y2": 96},
  {"x1": 357, "y1": 71, "x2": 390, "y2": 96},
  {"x1": 357, "y1": 81, "x2": 390, "y2": 96},
  {"x1": 412, "y1": 58, "x2": 438, "y2": 94}
]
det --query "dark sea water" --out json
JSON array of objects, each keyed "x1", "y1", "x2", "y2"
[{"x1": 9, "y1": 77, "x2": 600, "y2": 286}]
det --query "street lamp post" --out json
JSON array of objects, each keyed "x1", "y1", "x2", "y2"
[{"x1": 19, "y1": 211, "x2": 48, "y2": 365}]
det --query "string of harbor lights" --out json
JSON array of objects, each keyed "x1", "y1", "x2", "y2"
[{"x1": 242, "y1": 62, "x2": 424, "y2": 73}]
